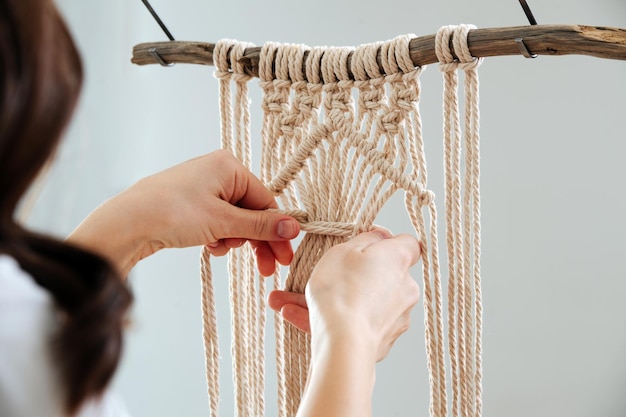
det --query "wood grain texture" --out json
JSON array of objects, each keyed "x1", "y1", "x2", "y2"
[{"x1": 131, "y1": 25, "x2": 626, "y2": 78}]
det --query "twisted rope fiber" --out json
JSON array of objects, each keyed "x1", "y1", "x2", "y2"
[
  {"x1": 436, "y1": 24, "x2": 483, "y2": 417},
  {"x1": 199, "y1": 25, "x2": 483, "y2": 417},
  {"x1": 258, "y1": 37, "x2": 449, "y2": 417},
  {"x1": 200, "y1": 246, "x2": 220, "y2": 417},
  {"x1": 203, "y1": 39, "x2": 266, "y2": 417}
]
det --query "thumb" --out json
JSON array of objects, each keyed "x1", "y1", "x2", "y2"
[{"x1": 217, "y1": 204, "x2": 301, "y2": 241}]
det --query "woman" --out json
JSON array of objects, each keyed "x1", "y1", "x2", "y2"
[{"x1": 0, "y1": 1, "x2": 422, "y2": 416}]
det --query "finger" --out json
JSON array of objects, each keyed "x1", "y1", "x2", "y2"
[
  {"x1": 366, "y1": 234, "x2": 421, "y2": 267},
  {"x1": 267, "y1": 290, "x2": 308, "y2": 311},
  {"x1": 217, "y1": 201, "x2": 301, "y2": 242},
  {"x1": 342, "y1": 227, "x2": 393, "y2": 252},
  {"x1": 229, "y1": 158, "x2": 279, "y2": 209},
  {"x1": 280, "y1": 304, "x2": 311, "y2": 333},
  {"x1": 267, "y1": 291, "x2": 310, "y2": 333},
  {"x1": 224, "y1": 238, "x2": 245, "y2": 249},
  {"x1": 268, "y1": 240, "x2": 294, "y2": 266},
  {"x1": 254, "y1": 242, "x2": 278, "y2": 276},
  {"x1": 206, "y1": 241, "x2": 230, "y2": 257}
]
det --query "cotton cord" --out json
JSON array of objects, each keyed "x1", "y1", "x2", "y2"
[
  {"x1": 200, "y1": 246, "x2": 220, "y2": 417},
  {"x1": 201, "y1": 25, "x2": 483, "y2": 417},
  {"x1": 206, "y1": 39, "x2": 266, "y2": 417},
  {"x1": 257, "y1": 34, "x2": 443, "y2": 417},
  {"x1": 436, "y1": 24, "x2": 483, "y2": 417}
]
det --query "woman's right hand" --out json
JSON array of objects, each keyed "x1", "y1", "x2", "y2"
[
  {"x1": 269, "y1": 229, "x2": 421, "y2": 417},
  {"x1": 268, "y1": 228, "x2": 421, "y2": 362}
]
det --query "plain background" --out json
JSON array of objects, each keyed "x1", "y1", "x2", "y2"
[{"x1": 26, "y1": 0, "x2": 626, "y2": 416}]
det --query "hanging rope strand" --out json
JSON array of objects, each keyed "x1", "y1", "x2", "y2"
[
  {"x1": 437, "y1": 24, "x2": 483, "y2": 417},
  {"x1": 200, "y1": 247, "x2": 220, "y2": 417}
]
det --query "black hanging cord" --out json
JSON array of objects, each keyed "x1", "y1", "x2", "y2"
[
  {"x1": 140, "y1": 0, "x2": 175, "y2": 41},
  {"x1": 518, "y1": 0, "x2": 538, "y2": 25}
]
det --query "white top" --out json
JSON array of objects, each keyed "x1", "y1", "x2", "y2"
[{"x1": 0, "y1": 255, "x2": 131, "y2": 417}]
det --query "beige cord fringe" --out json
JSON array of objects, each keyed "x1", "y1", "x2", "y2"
[
  {"x1": 437, "y1": 24, "x2": 483, "y2": 417},
  {"x1": 200, "y1": 25, "x2": 483, "y2": 417}
]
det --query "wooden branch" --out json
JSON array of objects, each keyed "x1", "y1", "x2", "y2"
[{"x1": 132, "y1": 25, "x2": 626, "y2": 78}]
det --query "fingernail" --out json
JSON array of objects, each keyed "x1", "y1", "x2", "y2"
[
  {"x1": 277, "y1": 219, "x2": 299, "y2": 239},
  {"x1": 371, "y1": 226, "x2": 393, "y2": 239},
  {"x1": 208, "y1": 241, "x2": 219, "y2": 248}
]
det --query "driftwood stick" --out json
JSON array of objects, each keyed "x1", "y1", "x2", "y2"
[{"x1": 132, "y1": 25, "x2": 626, "y2": 77}]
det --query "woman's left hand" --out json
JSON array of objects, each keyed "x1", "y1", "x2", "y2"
[{"x1": 67, "y1": 150, "x2": 300, "y2": 277}]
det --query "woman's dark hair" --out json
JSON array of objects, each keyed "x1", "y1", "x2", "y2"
[{"x1": 0, "y1": 0, "x2": 132, "y2": 414}]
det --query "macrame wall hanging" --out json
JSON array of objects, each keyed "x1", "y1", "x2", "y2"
[
  {"x1": 197, "y1": 25, "x2": 482, "y2": 417},
  {"x1": 131, "y1": 7, "x2": 626, "y2": 417}
]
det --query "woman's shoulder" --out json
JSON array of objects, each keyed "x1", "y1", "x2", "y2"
[
  {"x1": 0, "y1": 254, "x2": 51, "y2": 302},
  {"x1": 0, "y1": 253, "x2": 57, "y2": 342},
  {"x1": 0, "y1": 253, "x2": 58, "y2": 355},
  {"x1": 0, "y1": 254, "x2": 131, "y2": 417},
  {"x1": 0, "y1": 254, "x2": 66, "y2": 416}
]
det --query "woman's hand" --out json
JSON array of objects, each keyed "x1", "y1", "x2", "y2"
[
  {"x1": 269, "y1": 228, "x2": 421, "y2": 417},
  {"x1": 268, "y1": 228, "x2": 421, "y2": 362},
  {"x1": 67, "y1": 150, "x2": 300, "y2": 277}
]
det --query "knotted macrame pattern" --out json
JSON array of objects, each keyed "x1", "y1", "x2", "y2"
[{"x1": 200, "y1": 24, "x2": 483, "y2": 417}]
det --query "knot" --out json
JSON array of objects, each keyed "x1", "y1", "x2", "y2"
[
  {"x1": 230, "y1": 41, "x2": 255, "y2": 77},
  {"x1": 435, "y1": 24, "x2": 482, "y2": 73},
  {"x1": 269, "y1": 209, "x2": 356, "y2": 237},
  {"x1": 259, "y1": 42, "x2": 280, "y2": 82},
  {"x1": 388, "y1": 82, "x2": 419, "y2": 115},
  {"x1": 214, "y1": 39, "x2": 236, "y2": 74},
  {"x1": 402, "y1": 182, "x2": 435, "y2": 207},
  {"x1": 380, "y1": 34, "x2": 417, "y2": 75},
  {"x1": 360, "y1": 97, "x2": 385, "y2": 111},
  {"x1": 214, "y1": 70, "x2": 231, "y2": 81},
  {"x1": 351, "y1": 34, "x2": 417, "y2": 82},
  {"x1": 267, "y1": 42, "x2": 310, "y2": 82},
  {"x1": 213, "y1": 39, "x2": 256, "y2": 80},
  {"x1": 321, "y1": 47, "x2": 354, "y2": 83},
  {"x1": 417, "y1": 189, "x2": 436, "y2": 206},
  {"x1": 403, "y1": 183, "x2": 435, "y2": 207},
  {"x1": 438, "y1": 60, "x2": 481, "y2": 73},
  {"x1": 457, "y1": 59, "x2": 482, "y2": 72},
  {"x1": 261, "y1": 84, "x2": 290, "y2": 112},
  {"x1": 292, "y1": 80, "x2": 308, "y2": 92},
  {"x1": 232, "y1": 73, "x2": 252, "y2": 83},
  {"x1": 381, "y1": 110, "x2": 403, "y2": 133},
  {"x1": 291, "y1": 91, "x2": 318, "y2": 118},
  {"x1": 351, "y1": 41, "x2": 384, "y2": 81},
  {"x1": 305, "y1": 48, "x2": 325, "y2": 84},
  {"x1": 438, "y1": 62, "x2": 460, "y2": 73}
]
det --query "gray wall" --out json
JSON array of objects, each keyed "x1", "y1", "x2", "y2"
[{"x1": 28, "y1": 1, "x2": 626, "y2": 416}]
